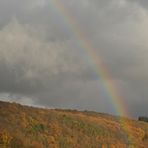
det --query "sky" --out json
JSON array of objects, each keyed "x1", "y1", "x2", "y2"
[{"x1": 0, "y1": 0, "x2": 148, "y2": 118}]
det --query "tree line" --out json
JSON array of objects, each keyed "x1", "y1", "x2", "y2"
[{"x1": 138, "y1": 116, "x2": 148, "y2": 123}]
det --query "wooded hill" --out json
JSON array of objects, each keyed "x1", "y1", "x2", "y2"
[{"x1": 0, "y1": 101, "x2": 148, "y2": 148}]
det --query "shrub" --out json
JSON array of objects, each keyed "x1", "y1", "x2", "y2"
[
  {"x1": 138, "y1": 116, "x2": 148, "y2": 123},
  {"x1": 10, "y1": 137, "x2": 24, "y2": 148}
]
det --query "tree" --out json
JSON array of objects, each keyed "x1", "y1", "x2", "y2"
[{"x1": 138, "y1": 116, "x2": 148, "y2": 123}]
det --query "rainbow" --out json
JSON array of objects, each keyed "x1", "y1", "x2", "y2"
[
  {"x1": 49, "y1": 0, "x2": 129, "y2": 117},
  {"x1": 48, "y1": 0, "x2": 133, "y2": 144}
]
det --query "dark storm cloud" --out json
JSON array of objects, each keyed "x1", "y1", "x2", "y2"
[{"x1": 0, "y1": 0, "x2": 148, "y2": 117}]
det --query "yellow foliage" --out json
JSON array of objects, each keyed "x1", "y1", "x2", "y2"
[
  {"x1": 48, "y1": 136, "x2": 56, "y2": 144},
  {"x1": 110, "y1": 144, "x2": 116, "y2": 148},
  {"x1": 102, "y1": 144, "x2": 108, "y2": 148},
  {"x1": 0, "y1": 130, "x2": 12, "y2": 147},
  {"x1": 47, "y1": 136, "x2": 59, "y2": 148},
  {"x1": 21, "y1": 112, "x2": 29, "y2": 128},
  {"x1": 30, "y1": 141, "x2": 44, "y2": 148},
  {"x1": 0, "y1": 101, "x2": 148, "y2": 148},
  {"x1": 48, "y1": 122, "x2": 62, "y2": 137},
  {"x1": 126, "y1": 124, "x2": 145, "y2": 141}
]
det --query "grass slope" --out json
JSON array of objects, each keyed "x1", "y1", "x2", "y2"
[{"x1": 0, "y1": 101, "x2": 148, "y2": 148}]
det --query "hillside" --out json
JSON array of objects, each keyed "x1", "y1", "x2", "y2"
[{"x1": 0, "y1": 101, "x2": 148, "y2": 148}]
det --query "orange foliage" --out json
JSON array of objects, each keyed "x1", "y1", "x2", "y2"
[
  {"x1": 48, "y1": 122, "x2": 62, "y2": 137},
  {"x1": 0, "y1": 130, "x2": 12, "y2": 147},
  {"x1": 0, "y1": 101, "x2": 148, "y2": 148},
  {"x1": 31, "y1": 141, "x2": 44, "y2": 148}
]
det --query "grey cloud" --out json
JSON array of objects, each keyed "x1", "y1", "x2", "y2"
[
  {"x1": 0, "y1": 19, "x2": 88, "y2": 93},
  {"x1": 0, "y1": 0, "x2": 148, "y2": 118},
  {"x1": 128, "y1": 0, "x2": 148, "y2": 8}
]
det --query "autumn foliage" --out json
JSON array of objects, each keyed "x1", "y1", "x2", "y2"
[{"x1": 0, "y1": 101, "x2": 148, "y2": 148}]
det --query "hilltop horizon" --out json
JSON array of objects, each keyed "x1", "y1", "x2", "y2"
[
  {"x1": 0, "y1": 100, "x2": 148, "y2": 147},
  {"x1": 0, "y1": 99, "x2": 141, "y2": 120}
]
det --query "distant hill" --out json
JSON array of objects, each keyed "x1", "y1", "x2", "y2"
[{"x1": 0, "y1": 101, "x2": 148, "y2": 148}]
